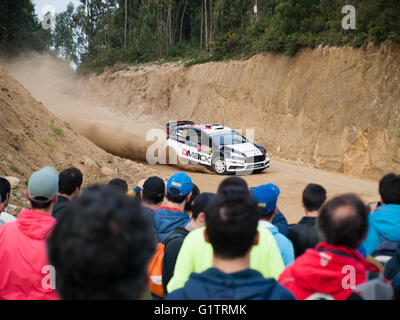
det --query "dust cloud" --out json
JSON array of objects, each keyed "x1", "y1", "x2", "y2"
[{"x1": 4, "y1": 53, "x2": 160, "y2": 162}]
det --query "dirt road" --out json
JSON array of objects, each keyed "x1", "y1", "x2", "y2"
[{"x1": 148, "y1": 158, "x2": 379, "y2": 224}]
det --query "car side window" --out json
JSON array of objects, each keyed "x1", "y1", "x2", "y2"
[
  {"x1": 185, "y1": 128, "x2": 200, "y2": 147},
  {"x1": 176, "y1": 128, "x2": 186, "y2": 143}
]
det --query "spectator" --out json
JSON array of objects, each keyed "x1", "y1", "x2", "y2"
[
  {"x1": 108, "y1": 178, "x2": 128, "y2": 194},
  {"x1": 0, "y1": 167, "x2": 59, "y2": 300},
  {"x1": 167, "y1": 178, "x2": 284, "y2": 293},
  {"x1": 0, "y1": 177, "x2": 16, "y2": 223},
  {"x1": 141, "y1": 176, "x2": 166, "y2": 211},
  {"x1": 153, "y1": 172, "x2": 192, "y2": 243},
  {"x1": 363, "y1": 173, "x2": 400, "y2": 257},
  {"x1": 288, "y1": 183, "x2": 326, "y2": 257},
  {"x1": 162, "y1": 192, "x2": 216, "y2": 294},
  {"x1": 47, "y1": 185, "x2": 156, "y2": 299},
  {"x1": 52, "y1": 167, "x2": 83, "y2": 220},
  {"x1": 252, "y1": 184, "x2": 295, "y2": 266},
  {"x1": 167, "y1": 192, "x2": 295, "y2": 300},
  {"x1": 184, "y1": 184, "x2": 200, "y2": 214},
  {"x1": 384, "y1": 244, "x2": 400, "y2": 300},
  {"x1": 279, "y1": 194, "x2": 385, "y2": 300}
]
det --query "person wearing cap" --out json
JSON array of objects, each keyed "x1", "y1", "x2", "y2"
[
  {"x1": 166, "y1": 191, "x2": 295, "y2": 300},
  {"x1": 252, "y1": 184, "x2": 295, "y2": 266},
  {"x1": 162, "y1": 192, "x2": 216, "y2": 294},
  {"x1": 141, "y1": 176, "x2": 166, "y2": 211},
  {"x1": 153, "y1": 172, "x2": 193, "y2": 244},
  {"x1": 0, "y1": 167, "x2": 59, "y2": 300},
  {"x1": 167, "y1": 177, "x2": 285, "y2": 294}
]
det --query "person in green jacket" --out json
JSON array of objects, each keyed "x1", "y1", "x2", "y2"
[
  {"x1": 167, "y1": 225, "x2": 285, "y2": 293},
  {"x1": 167, "y1": 177, "x2": 285, "y2": 293}
]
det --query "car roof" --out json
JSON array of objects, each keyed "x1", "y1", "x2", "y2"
[{"x1": 178, "y1": 124, "x2": 233, "y2": 134}]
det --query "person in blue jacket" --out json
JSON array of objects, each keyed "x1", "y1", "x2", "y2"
[
  {"x1": 363, "y1": 173, "x2": 400, "y2": 255},
  {"x1": 153, "y1": 172, "x2": 192, "y2": 243},
  {"x1": 252, "y1": 183, "x2": 295, "y2": 266},
  {"x1": 166, "y1": 190, "x2": 295, "y2": 300}
]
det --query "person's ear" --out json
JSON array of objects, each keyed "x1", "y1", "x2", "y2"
[
  {"x1": 186, "y1": 192, "x2": 192, "y2": 202},
  {"x1": 52, "y1": 197, "x2": 58, "y2": 204},
  {"x1": 252, "y1": 231, "x2": 260, "y2": 246},
  {"x1": 197, "y1": 212, "x2": 205, "y2": 225},
  {"x1": 380, "y1": 197, "x2": 385, "y2": 205},
  {"x1": 203, "y1": 228, "x2": 210, "y2": 243},
  {"x1": 74, "y1": 187, "x2": 80, "y2": 195},
  {"x1": 25, "y1": 190, "x2": 31, "y2": 202},
  {"x1": 301, "y1": 201, "x2": 305, "y2": 209},
  {"x1": 274, "y1": 206, "x2": 279, "y2": 214}
]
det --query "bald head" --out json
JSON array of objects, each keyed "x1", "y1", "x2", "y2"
[{"x1": 318, "y1": 194, "x2": 368, "y2": 248}]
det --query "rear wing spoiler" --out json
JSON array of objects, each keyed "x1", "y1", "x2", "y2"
[{"x1": 166, "y1": 121, "x2": 195, "y2": 135}]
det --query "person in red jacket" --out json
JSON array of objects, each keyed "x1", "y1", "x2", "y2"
[
  {"x1": 279, "y1": 194, "x2": 382, "y2": 300},
  {"x1": 0, "y1": 166, "x2": 59, "y2": 300}
]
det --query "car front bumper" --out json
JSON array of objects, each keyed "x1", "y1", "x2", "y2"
[{"x1": 225, "y1": 157, "x2": 270, "y2": 172}]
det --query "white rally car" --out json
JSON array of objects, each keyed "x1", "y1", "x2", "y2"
[{"x1": 166, "y1": 121, "x2": 270, "y2": 175}]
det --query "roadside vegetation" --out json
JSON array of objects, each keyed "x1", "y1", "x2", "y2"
[{"x1": 1, "y1": 1, "x2": 399, "y2": 74}]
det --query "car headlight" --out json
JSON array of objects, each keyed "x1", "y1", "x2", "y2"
[{"x1": 230, "y1": 153, "x2": 245, "y2": 161}]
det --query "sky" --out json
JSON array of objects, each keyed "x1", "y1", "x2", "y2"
[{"x1": 33, "y1": 0, "x2": 82, "y2": 20}]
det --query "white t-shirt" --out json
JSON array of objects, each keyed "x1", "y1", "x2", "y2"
[{"x1": 0, "y1": 211, "x2": 17, "y2": 223}]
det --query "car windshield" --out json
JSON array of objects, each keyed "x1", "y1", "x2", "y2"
[{"x1": 211, "y1": 131, "x2": 247, "y2": 146}]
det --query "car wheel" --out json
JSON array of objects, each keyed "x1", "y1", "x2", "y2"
[{"x1": 212, "y1": 157, "x2": 227, "y2": 175}]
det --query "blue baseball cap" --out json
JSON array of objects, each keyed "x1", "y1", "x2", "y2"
[
  {"x1": 167, "y1": 172, "x2": 193, "y2": 197},
  {"x1": 251, "y1": 183, "x2": 280, "y2": 214}
]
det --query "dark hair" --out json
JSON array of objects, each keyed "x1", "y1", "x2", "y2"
[
  {"x1": 379, "y1": 173, "x2": 400, "y2": 205},
  {"x1": 47, "y1": 185, "x2": 156, "y2": 300},
  {"x1": 167, "y1": 188, "x2": 188, "y2": 204},
  {"x1": 205, "y1": 189, "x2": 260, "y2": 259},
  {"x1": 108, "y1": 178, "x2": 128, "y2": 194},
  {"x1": 0, "y1": 178, "x2": 11, "y2": 203},
  {"x1": 302, "y1": 183, "x2": 327, "y2": 212},
  {"x1": 59, "y1": 168, "x2": 83, "y2": 196},
  {"x1": 192, "y1": 192, "x2": 217, "y2": 220},
  {"x1": 142, "y1": 176, "x2": 165, "y2": 205},
  {"x1": 318, "y1": 194, "x2": 368, "y2": 248},
  {"x1": 217, "y1": 177, "x2": 249, "y2": 195},
  {"x1": 184, "y1": 184, "x2": 200, "y2": 213},
  {"x1": 31, "y1": 197, "x2": 54, "y2": 210}
]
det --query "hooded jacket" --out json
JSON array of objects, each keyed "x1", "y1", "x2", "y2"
[
  {"x1": 153, "y1": 206, "x2": 190, "y2": 244},
  {"x1": 0, "y1": 209, "x2": 58, "y2": 300},
  {"x1": 363, "y1": 204, "x2": 400, "y2": 255},
  {"x1": 166, "y1": 267, "x2": 295, "y2": 300},
  {"x1": 167, "y1": 226, "x2": 285, "y2": 293},
  {"x1": 259, "y1": 220, "x2": 295, "y2": 266},
  {"x1": 278, "y1": 243, "x2": 380, "y2": 300}
]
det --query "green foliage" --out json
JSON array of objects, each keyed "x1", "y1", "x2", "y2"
[
  {"x1": 0, "y1": 0, "x2": 52, "y2": 57},
  {"x1": 95, "y1": 160, "x2": 103, "y2": 169},
  {"x1": 4, "y1": 1, "x2": 398, "y2": 69},
  {"x1": 50, "y1": 120, "x2": 65, "y2": 137},
  {"x1": 9, "y1": 165, "x2": 20, "y2": 174}
]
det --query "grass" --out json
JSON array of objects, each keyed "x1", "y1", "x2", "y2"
[
  {"x1": 95, "y1": 160, "x2": 102, "y2": 169},
  {"x1": 10, "y1": 165, "x2": 20, "y2": 174},
  {"x1": 43, "y1": 138, "x2": 55, "y2": 152},
  {"x1": 50, "y1": 120, "x2": 65, "y2": 137},
  {"x1": 12, "y1": 190, "x2": 21, "y2": 200}
]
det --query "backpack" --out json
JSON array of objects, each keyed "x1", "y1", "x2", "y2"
[
  {"x1": 148, "y1": 242, "x2": 165, "y2": 298},
  {"x1": 147, "y1": 213, "x2": 165, "y2": 298},
  {"x1": 372, "y1": 235, "x2": 399, "y2": 265}
]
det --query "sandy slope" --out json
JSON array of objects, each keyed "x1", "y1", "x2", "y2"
[{"x1": 0, "y1": 64, "x2": 159, "y2": 210}]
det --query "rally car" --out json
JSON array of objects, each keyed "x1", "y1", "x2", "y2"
[{"x1": 166, "y1": 121, "x2": 270, "y2": 175}]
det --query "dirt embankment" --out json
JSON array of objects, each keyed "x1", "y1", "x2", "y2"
[
  {"x1": 0, "y1": 64, "x2": 159, "y2": 211},
  {"x1": 77, "y1": 43, "x2": 399, "y2": 180}
]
